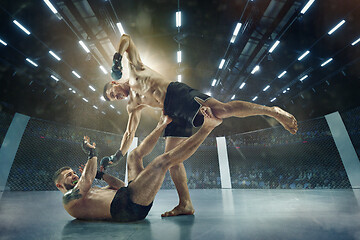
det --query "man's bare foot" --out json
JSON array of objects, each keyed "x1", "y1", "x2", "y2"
[
  {"x1": 161, "y1": 204, "x2": 195, "y2": 217},
  {"x1": 200, "y1": 107, "x2": 223, "y2": 128},
  {"x1": 272, "y1": 106, "x2": 298, "y2": 134}
]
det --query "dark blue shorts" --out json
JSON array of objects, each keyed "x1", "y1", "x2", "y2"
[{"x1": 163, "y1": 82, "x2": 211, "y2": 137}]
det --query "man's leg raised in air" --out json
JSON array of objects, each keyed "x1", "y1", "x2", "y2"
[
  {"x1": 195, "y1": 97, "x2": 298, "y2": 134},
  {"x1": 129, "y1": 107, "x2": 222, "y2": 207},
  {"x1": 162, "y1": 139, "x2": 194, "y2": 217},
  {"x1": 127, "y1": 114, "x2": 172, "y2": 182}
]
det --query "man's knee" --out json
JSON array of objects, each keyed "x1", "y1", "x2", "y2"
[
  {"x1": 169, "y1": 163, "x2": 183, "y2": 172},
  {"x1": 119, "y1": 34, "x2": 130, "y2": 46},
  {"x1": 151, "y1": 153, "x2": 171, "y2": 170},
  {"x1": 128, "y1": 149, "x2": 141, "y2": 163}
]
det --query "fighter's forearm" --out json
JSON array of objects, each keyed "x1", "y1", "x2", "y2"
[
  {"x1": 82, "y1": 157, "x2": 97, "y2": 183},
  {"x1": 118, "y1": 34, "x2": 130, "y2": 56},
  {"x1": 119, "y1": 131, "x2": 135, "y2": 155},
  {"x1": 102, "y1": 173, "x2": 125, "y2": 190}
]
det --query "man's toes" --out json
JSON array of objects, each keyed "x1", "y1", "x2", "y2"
[{"x1": 161, "y1": 211, "x2": 174, "y2": 217}]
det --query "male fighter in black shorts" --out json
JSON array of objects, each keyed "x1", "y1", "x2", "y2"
[
  {"x1": 101, "y1": 34, "x2": 298, "y2": 217},
  {"x1": 54, "y1": 108, "x2": 222, "y2": 222}
]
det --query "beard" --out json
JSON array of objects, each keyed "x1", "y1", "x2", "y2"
[{"x1": 64, "y1": 183, "x2": 75, "y2": 191}]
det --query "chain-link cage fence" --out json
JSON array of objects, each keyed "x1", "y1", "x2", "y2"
[
  {"x1": 341, "y1": 106, "x2": 360, "y2": 162},
  {"x1": 2, "y1": 108, "x2": 358, "y2": 191},
  {"x1": 226, "y1": 116, "x2": 351, "y2": 189},
  {"x1": 5, "y1": 118, "x2": 125, "y2": 191},
  {"x1": 5, "y1": 117, "x2": 220, "y2": 191},
  {"x1": 0, "y1": 111, "x2": 14, "y2": 147}
]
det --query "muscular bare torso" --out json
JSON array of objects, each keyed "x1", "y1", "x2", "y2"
[
  {"x1": 127, "y1": 63, "x2": 172, "y2": 111},
  {"x1": 63, "y1": 187, "x2": 117, "y2": 220}
]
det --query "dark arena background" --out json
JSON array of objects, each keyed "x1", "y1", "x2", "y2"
[{"x1": 1, "y1": 1, "x2": 360, "y2": 239}]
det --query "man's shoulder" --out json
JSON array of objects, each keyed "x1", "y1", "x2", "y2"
[{"x1": 63, "y1": 187, "x2": 83, "y2": 206}]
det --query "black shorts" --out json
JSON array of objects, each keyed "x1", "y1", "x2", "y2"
[
  {"x1": 163, "y1": 82, "x2": 211, "y2": 137},
  {"x1": 110, "y1": 183, "x2": 153, "y2": 222}
]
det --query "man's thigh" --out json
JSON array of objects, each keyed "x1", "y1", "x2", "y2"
[{"x1": 127, "y1": 152, "x2": 144, "y2": 183}]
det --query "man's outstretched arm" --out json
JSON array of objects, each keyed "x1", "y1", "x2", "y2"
[
  {"x1": 100, "y1": 107, "x2": 143, "y2": 171},
  {"x1": 119, "y1": 107, "x2": 143, "y2": 155},
  {"x1": 77, "y1": 137, "x2": 98, "y2": 194}
]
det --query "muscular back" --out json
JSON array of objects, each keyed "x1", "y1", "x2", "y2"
[{"x1": 63, "y1": 187, "x2": 116, "y2": 220}]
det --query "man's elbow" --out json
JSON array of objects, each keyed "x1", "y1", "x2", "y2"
[
  {"x1": 124, "y1": 130, "x2": 135, "y2": 140},
  {"x1": 121, "y1": 34, "x2": 130, "y2": 41}
]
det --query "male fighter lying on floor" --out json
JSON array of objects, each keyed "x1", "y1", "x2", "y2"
[{"x1": 53, "y1": 108, "x2": 221, "y2": 222}]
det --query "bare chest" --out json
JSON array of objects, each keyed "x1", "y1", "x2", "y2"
[
  {"x1": 129, "y1": 71, "x2": 168, "y2": 108},
  {"x1": 65, "y1": 188, "x2": 116, "y2": 220}
]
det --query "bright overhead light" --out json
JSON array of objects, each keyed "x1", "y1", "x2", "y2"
[
  {"x1": 72, "y1": 90, "x2": 76, "y2": 94},
  {"x1": 283, "y1": 90, "x2": 287, "y2": 93},
  {"x1": 263, "y1": 85, "x2": 270, "y2": 91},
  {"x1": 278, "y1": 71, "x2": 287, "y2": 78},
  {"x1": 270, "y1": 97, "x2": 276, "y2": 102},
  {"x1": 89, "y1": 85, "x2": 96, "y2": 91},
  {"x1": 0, "y1": 39, "x2": 7, "y2": 46},
  {"x1": 49, "y1": 51, "x2": 61, "y2": 61},
  {"x1": 321, "y1": 58, "x2": 333, "y2": 67},
  {"x1": 110, "y1": 104, "x2": 115, "y2": 109},
  {"x1": 69, "y1": 88, "x2": 72, "y2": 91},
  {"x1": 82, "y1": 98, "x2": 88, "y2": 102},
  {"x1": 26, "y1": 58, "x2": 38, "y2": 67},
  {"x1": 43, "y1": 0, "x2": 58, "y2": 14},
  {"x1": 177, "y1": 75, "x2": 182, "y2": 82},
  {"x1": 231, "y1": 95, "x2": 235, "y2": 100},
  {"x1": 177, "y1": 51, "x2": 181, "y2": 63},
  {"x1": 328, "y1": 20, "x2": 346, "y2": 35},
  {"x1": 79, "y1": 40, "x2": 90, "y2": 53},
  {"x1": 176, "y1": 11, "x2": 181, "y2": 27},
  {"x1": 116, "y1": 22, "x2": 125, "y2": 35},
  {"x1": 252, "y1": 96, "x2": 258, "y2": 101},
  {"x1": 211, "y1": 79, "x2": 217, "y2": 86},
  {"x1": 93, "y1": 105, "x2": 98, "y2": 109},
  {"x1": 300, "y1": 75, "x2": 308, "y2": 81},
  {"x1": 269, "y1": 40, "x2": 280, "y2": 53},
  {"x1": 240, "y1": 82, "x2": 246, "y2": 89},
  {"x1": 233, "y1": 23, "x2": 242, "y2": 36},
  {"x1": 206, "y1": 92, "x2": 212, "y2": 96},
  {"x1": 230, "y1": 23, "x2": 242, "y2": 43},
  {"x1": 50, "y1": 75, "x2": 59, "y2": 81},
  {"x1": 99, "y1": 65, "x2": 108, "y2": 74},
  {"x1": 251, "y1": 65, "x2": 260, "y2": 74},
  {"x1": 13, "y1": 20, "x2": 31, "y2": 35},
  {"x1": 72, "y1": 71, "x2": 81, "y2": 78},
  {"x1": 351, "y1": 37, "x2": 360, "y2": 46},
  {"x1": 300, "y1": 0, "x2": 315, "y2": 14},
  {"x1": 101, "y1": 111, "x2": 106, "y2": 115},
  {"x1": 100, "y1": 96, "x2": 106, "y2": 101},
  {"x1": 297, "y1": 50, "x2": 310, "y2": 61},
  {"x1": 117, "y1": 111, "x2": 121, "y2": 115},
  {"x1": 219, "y1": 59, "x2": 225, "y2": 69}
]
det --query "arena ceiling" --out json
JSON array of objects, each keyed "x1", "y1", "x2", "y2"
[{"x1": 0, "y1": 0, "x2": 359, "y2": 136}]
